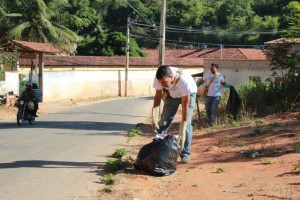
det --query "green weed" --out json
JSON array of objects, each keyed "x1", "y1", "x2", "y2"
[
  {"x1": 101, "y1": 187, "x2": 112, "y2": 193},
  {"x1": 104, "y1": 158, "x2": 130, "y2": 172},
  {"x1": 127, "y1": 128, "x2": 142, "y2": 137},
  {"x1": 216, "y1": 167, "x2": 226, "y2": 173},
  {"x1": 112, "y1": 148, "x2": 127, "y2": 159},
  {"x1": 261, "y1": 157, "x2": 274, "y2": 165},
  {"x1": 292, "y1": 142, "x2": 300, "y2": 153},
  {"x1": 231, "y1": 120, "x2": 239, "y2": 127},
  {"x1": 100, "y1": 173, "x2": 115, "y2": 185}
]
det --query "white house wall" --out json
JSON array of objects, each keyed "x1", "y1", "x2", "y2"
[
  {"x1": 42, "y1": 68, "x2": 200, "y2": 102},
  {"x1": 0, "y1": 72, "x2": 19, "y2": 95},
  {"x1": 203, "y1": 60, "x2": 287, "y2": 87}
]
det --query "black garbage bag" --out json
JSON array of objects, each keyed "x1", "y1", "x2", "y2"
[
  {"x1": 134, "y1": 135, "x2": 181, "y2": 176},
  {"x1": 226, "y1": 85, "x2": 242, "y2": 120}
]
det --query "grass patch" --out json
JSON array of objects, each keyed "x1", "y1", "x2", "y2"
[
  {"x1": 104, "y1": 158, "x2": 130, "y2": 172},
  {"x1": 216, "y1": 167, "x2": 226, "y2": 173},
  {"x1": 260, "y1": 157, "x2": 274, "y2": 165},
  {"x1": 292, "y1": 162, "x2": 300, "y2": 173},
  {"x1": 127, "y1": 128, "x2": 142, "y2": 137},
  {"x1": 112, "y1": 148, "x2": 127, "y2": 159},
  {"x1": 100, "y1": 173, "x2": 115, "y2": 185},
  {"x1": 101, "y1": 187, "x2": 113, "y2": 193},
  {"x1": 230, "y1": 120, "x2": 239, "y2": 127},
  {"x1": 292, "y1": 142, "x2": 300, "y2": 153}
]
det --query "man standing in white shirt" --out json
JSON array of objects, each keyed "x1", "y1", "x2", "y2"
[
  {"x1": 200, "y1": 63, "x2": 226, "y2": 126},
  {"x1": 152, "y1": 65, "x2": 197, "y2": 163}
]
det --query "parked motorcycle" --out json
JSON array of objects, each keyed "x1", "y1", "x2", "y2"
[{"x1": 17, "y1": 100, "x2": 35, "y2": 126}]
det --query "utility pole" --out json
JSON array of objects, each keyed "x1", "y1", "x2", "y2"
[
  {"x1": 125, "y1": 17, "x2": 130, "y2": 97},
  {"x1": 159, "y1": 0, "x2": 166, "y2": 66}
]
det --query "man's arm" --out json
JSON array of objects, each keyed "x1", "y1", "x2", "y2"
[
  {"x1": 153, "y1": 89, "x2": 162, "y2": 108},
  {"x1": 181, "y1": 95, "x2": 190, "y2": 121}
]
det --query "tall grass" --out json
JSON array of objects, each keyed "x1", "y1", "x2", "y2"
[{"x1": 213, "y1": 73, "x2": 300, "y2": 126}]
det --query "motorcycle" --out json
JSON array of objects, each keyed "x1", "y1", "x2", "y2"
[{"x1": 17, "y1": 100, "x2": 35, "y2": 126}]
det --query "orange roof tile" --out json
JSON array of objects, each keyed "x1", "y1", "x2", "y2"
[
  {"x1": 11, "y1": 40, "x2": 60, "y2": 53},
  {"x1": 143, "y1": 48, "x2": 266, "y2": 60},
  {"x1": 20, "y1": 56, "x2": 203, "y2": 67},
  {"x1": 264, "y1": 38, "x2": 300, "y2": 44}
]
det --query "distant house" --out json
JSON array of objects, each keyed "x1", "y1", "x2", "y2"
[{"x1": 264, "y1": 37, "x2": 300, "y2": 54}]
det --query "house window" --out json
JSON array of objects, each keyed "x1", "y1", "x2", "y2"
[{"x1": 249, "y1": 76, "x2": 261, "y2": 81}]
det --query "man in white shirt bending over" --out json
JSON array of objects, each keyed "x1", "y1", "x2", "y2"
[{"x1": 152, "y1": 65, "x2": 197, "y2": 163}]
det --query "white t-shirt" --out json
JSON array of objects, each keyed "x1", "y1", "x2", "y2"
[
  {"x1": 203, "y1": 71, "x2": 225, "y2": 97},
  {"x1": 153, "y1": 67, "x2": 197, "y2": 98}
]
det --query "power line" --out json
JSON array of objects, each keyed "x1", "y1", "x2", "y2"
[
  {"x1": 131, "y1": 21, "x2": 295, "y2": 35},
  {"x1": 131, "y1": 34, "x2": 266, "y2": 49}
]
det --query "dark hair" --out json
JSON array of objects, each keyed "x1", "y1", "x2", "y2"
[
  {"x1": 211, "y1": 63, "x2": 219, "y2": 69},
  {"x1": 156, "y1": 65, "x2": 172, "y2": 79}
]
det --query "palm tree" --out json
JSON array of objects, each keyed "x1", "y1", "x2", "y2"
[{"x1": 0, "y1": 0, "x2": 81, "y2": 54}]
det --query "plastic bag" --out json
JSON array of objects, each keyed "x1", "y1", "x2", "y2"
[
  {"x1": 27, "y1": 101, "x2": 35, "y2": 111},
  {"x1": 134, "y1": 135, "x2": 181, "y2": 176}
]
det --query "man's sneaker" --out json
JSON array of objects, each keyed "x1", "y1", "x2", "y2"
[
  {"x1": 181, "y1": 155, "x2": 191, "y2": 164},
  {"x1": 154, "y1": 132, "x2": 168, "y2": 140}
]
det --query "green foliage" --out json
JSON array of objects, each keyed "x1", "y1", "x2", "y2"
[
  {"x1": 0, "y1": 0, "x2": 80, "y2": 53},
  {"x1": 100, "y1": 173, "x2": 115, "y2": 185},
  {"x1": 77, "y1": 31, "x2": 146, "y2": 56},
  {"x1": 112, "y1": 148, "x2": 127, "y2": 159},
  {"x1": 267, "y1": 43, "x2": 300, "y2": 74},
  {"x1": 293, "y1": 142, "x2": 300, "y2": 152},
  {"x1": 104, "y1": 158, "x2": 130, "y2": 172},
  {"x1": 127, "y1": 128, "x2": 142, "y2": 137},
  {"x1": 231, "y1": 120, "x2": 239, "y2": 127},
  {"x1": 237, "y1": 73, "x2": 300, "y2": 116},
  {"x1": 0, "y1": 0, "x2": 298, "y2": 54},
  {"x1": 283, "y1": 1, "x2": 300, "y2": 37}
]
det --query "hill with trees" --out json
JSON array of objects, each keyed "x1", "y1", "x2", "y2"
[{"x1": 0, "y1": 0, "x2": 299, "y2": 56}]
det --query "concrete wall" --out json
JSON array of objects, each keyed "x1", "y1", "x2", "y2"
[
  {"x1": 42, "y1": 67, "x2": 202, "y2": 102},
  {"x1": 203, "y1": 60, "x2": 287, "y2": 87},
  {"x1": 0, "y1": 72, "x2": 19, "y2": 95}
]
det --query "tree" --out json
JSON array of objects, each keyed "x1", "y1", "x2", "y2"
[
  {"x1": 65, "y1": 0, "x2": 103, "y2": 36},
  {"x1": 282, "y1": 1, "x2": 300, "y2": 37},
  {"x1": 77, "y1": 31, "x2": 146, "y2": 56},
  {"x1": 0, "y1": 0, "x2": 81, "y2": 53},
  {"x1": 217, "y1": 0, "x2": 255, "y2": 27},
  {"x1": 267, "y1": 43, "x2": 300, "y2": 74}
]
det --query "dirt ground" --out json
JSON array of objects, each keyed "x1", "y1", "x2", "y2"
[
  {"x1": 98, "y1": 111, "x2": 300, "y2": 200},
  {"x1": 1, "y1": 100, "x2": 300, "y2": 200}
]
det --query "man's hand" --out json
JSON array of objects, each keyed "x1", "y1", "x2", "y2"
[
  {"x1": 152, "y1": 107, "x2": 160, "y2": 130},
  {"x1": 178, "y1": 121, "x2": 187, "y2": 149}
]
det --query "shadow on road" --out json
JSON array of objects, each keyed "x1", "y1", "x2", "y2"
[
  {"x1": 0, "y1": 121, "x2": 136, "y2": 132},
  {"x1": 0, "y1": 160, "x2": 105, "y2": 169}
]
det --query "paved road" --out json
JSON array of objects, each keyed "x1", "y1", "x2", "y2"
[{"x1": 0, "y1": 97, "x2": 153, "y2": 200}]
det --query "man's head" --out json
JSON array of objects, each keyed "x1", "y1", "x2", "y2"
[
  {"x1": 25, "y1": 82, "x2": 32, "y2": 90},
  {"x1": 210, "y1": 63, "x2": 219, "y2": 74},
  {"x1": 156, "y1": 65, "x2": 174, "y2": 87}
]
